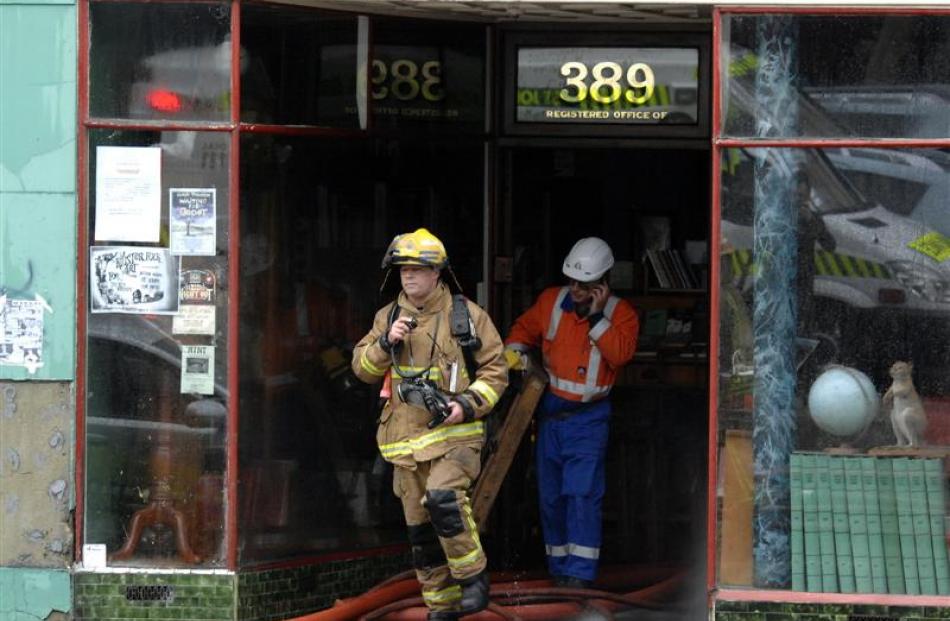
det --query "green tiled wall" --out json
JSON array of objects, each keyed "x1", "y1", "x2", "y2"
[
  {"x1": 73, "y1": 552, "x2": 411, "y2": 621},
  {"x1": 74, "y1": 572, "x2": 236, "y2": 621},
  {"x1": 238, "y1": 552, "x2": 411, "y2": 621},
  {"x1": 715, "y1": 599, "x2": 950, "y2": 621}
]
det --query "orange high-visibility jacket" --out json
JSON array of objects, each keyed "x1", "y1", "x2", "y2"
[{"x1": 506, "y1": 286, "x2": 639, "y2": 402}]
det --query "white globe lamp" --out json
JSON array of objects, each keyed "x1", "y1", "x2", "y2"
[{"x1": 807, "y1": 366, "x2": 880, "y2": 438}]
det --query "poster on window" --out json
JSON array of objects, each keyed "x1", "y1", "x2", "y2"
[
  {"x1": 169, "y1": 188, "x2": 216, "y2": 256},
  {"x1": 181, "y1": 345, "x2": 214, "y2": 395},
  {"x1": 90, "y1": 246, "x2": 180, "y2": 314},
  {"x1": 94, "y1": 146, "x2": 162, "y2": 242},
  {"x1": 172, "y1": 269, "x2": 216, "y2": 335},
  {"x1": 0, "y1": 296, "x2": 45, "y2": 374}
]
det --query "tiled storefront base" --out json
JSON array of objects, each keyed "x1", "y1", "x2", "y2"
[
  {"x1": 74, "y1": 552, "x2": 410, "y2": 621},
  {"x1": 237, "y1": 552, "x2": 411, "y2": 621},
  {"x1": 715, "y1": 599, "x2": 950, "y2": 620}
]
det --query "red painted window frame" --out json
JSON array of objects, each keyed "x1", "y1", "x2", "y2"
[
  {"x1": 74, "y1": 0, "x2": 376, "y2": 571},
  {"x1": 707, "y1": 5, "x2": 950, "y2": 609}
]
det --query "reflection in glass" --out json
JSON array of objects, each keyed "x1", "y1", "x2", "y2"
[
  {"x1": 722, "y1": 15, "x2": 950, "y2": 138},
  {"x1": 717, "y1": 146, "x2": 950, "y2": 589},
  {"x1": 371, "y1": 19, "x2": 486, "y2": 132},
  {"x1": 90, "y1": 3, "x2": 231, "y2": 122},
  {"x1": 85, "y1": 130, "x2": 230, "y2": 567},
  {"x1": 237, "y1": 135, "x2": 484, "y2": 565},
  {"x1": 240, "y1": 5, "x2": 361, "y2": 127}
]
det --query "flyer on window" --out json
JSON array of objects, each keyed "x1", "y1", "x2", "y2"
[
  {"x1": 181, "y1": 345, "x2": 214, "y2": 395},
  {"x1": 90, "y1": 246, "x2": 180, "y2": 314},
  {"x1": 0, "y1": 296, "x2": 45, "y2": 374},
  {"x1": 172, "y1": 269, "x2": 216, "y2": 335},
  {"x1": 169, "y1": 188, "x2": 216, "y2": 256},
  {"x1": 94, "y1": 146, "x2": 162, "y2": 242}
]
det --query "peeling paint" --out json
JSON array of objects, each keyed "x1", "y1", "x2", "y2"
[
  {"x1": 0, "y1": 568, "x2": 72, "y2": 621},
  {"x1": 47, "y1": 479, "x2": 66, "y2": 502}
]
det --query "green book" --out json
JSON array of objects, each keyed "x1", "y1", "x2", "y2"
[
  {"x1": 861, "y1": 457, "x2": 887, "y2": 593},
  {"x1": 845, "y1": 457, "x2": 871, "y2": 593},
  {"x1": 923, "y1": 458, "x2": 950, "y2": 595},
  {"x1": 909, "y1": 459, "x2": 937, "y2": 595},
  {"x1": 817, "y1": 455, "x2": 838, "y2": 592},
  {"x1": 894, "y1": 458, "x2": 920, "y2": 595},
  {"x1": 802, "y1": 453, "x2": 822, "y2": 592},
  {"x1": 830, "y1": 456, "x2": 855, "y2": 593},
  {"x1": 876, "y1": 457, "x2": 904, "y2": 594},
  {"x1": 790, "y1": 453, "x2": 806, "y2": 591}
]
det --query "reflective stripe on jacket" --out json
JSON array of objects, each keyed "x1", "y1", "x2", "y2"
[
  {"x1": 352, "y1": 283, "x2": 508, "y2": 467},
  {"x1": 506, "y1": 286, "x2": 638, "y2": 402}
]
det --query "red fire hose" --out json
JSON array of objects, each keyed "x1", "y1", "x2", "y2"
[{"x1": 285, "y1": 565, "x2": 686, "y2": 621}]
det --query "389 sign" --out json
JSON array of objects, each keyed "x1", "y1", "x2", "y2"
[
  {"x1": 558, "y1": 61, "x2": 655, "y2": 105},
  {"x1": 515, "y1": 47, "x2": 700, "y2": 126},
  {"x1": 371, "y1": 59, "x2": 445, "y2": 102}
]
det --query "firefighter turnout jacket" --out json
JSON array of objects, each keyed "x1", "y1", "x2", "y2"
[
  {"x1": 506, "y1": 286, "x2": 639, "y2": 402},
  {"x1": 353, "y1": 283, "x2": 509, "y2": 469}
]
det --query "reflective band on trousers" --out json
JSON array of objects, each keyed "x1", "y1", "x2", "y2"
[
  {"x1": 422, "y1": 585, "x2": 461, "y2": 605},
  {"x1": 545, "y1": 543, "x2": 601, "y2": 560},
  {"x1": 379, "y1": 421, "x2": 485, "y2": 458},
  {"x1": 545, "y1": 288, "x2": 619, "y2": 402}
]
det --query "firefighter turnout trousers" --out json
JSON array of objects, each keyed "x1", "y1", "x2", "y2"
[
  {"x1": 395, "y1": 446, "x2": 486, "y2": 613},
  {"x1": 536, "y1": 392, "x2": 611, "y2": 582}
]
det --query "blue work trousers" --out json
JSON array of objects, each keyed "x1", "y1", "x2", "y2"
[{"x1": 536, "y1": 392, "x2": 611, "y2": 582}]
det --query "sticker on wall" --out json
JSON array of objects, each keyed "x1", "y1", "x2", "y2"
[
  {"x1": 94, "y1": 146, "x2": 162, "y2": 243},
  {"x1": 0, "y1": 294, "x2": 45, "y2": 374},
  {"x1": 169, "y1": 188, "x2": 216, "y2": 256},
  {"x1": 181, "y1": 345, "x2": 215, "y2": 395},
  {"x1": 172, "y1": 269, "x2": 216, "y2": 335},
  {"x1": 90, "y1": 246, "x2": 180, "y2": 314}
]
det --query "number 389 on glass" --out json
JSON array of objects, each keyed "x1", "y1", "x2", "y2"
[{"x1": 559, "y1": 61, "x2": 655, "y2": 105}]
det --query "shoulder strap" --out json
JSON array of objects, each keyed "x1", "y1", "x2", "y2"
[{"x1": 450, "y1": 295, "x2": 481, "y2": 380}]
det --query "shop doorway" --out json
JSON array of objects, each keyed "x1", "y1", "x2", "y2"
[{"x1": 485, "y1": 144, "x2": 711, "y2": 594}]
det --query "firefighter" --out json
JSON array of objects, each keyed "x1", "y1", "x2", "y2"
[
  {"x1": 352, "y1": 228, "x2": 508, "y2": 620},
  {"x1": 505, "y1": 237, "x2": 639, "y2": 588}
]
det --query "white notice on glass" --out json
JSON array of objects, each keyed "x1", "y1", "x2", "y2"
[
  {"x1": 181, "y1": 345, "x2": 214, "y2": 395},
  {"x1": 95, "y1": 146, "x2": 162, "y2": 242}
]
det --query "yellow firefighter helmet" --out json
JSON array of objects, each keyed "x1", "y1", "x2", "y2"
[{"x1": 381, "y1": 228, "x2": 448, "y2": 269}]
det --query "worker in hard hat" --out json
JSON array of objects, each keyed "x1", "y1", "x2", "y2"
[
  {"x1": 352, "y1": 228, "x2": 508, "y2": 620},
  {"x1": 505, "y1": 237, "x2": 639, "y2": 588}
]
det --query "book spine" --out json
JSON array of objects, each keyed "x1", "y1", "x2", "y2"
[
  {"x1": 910, "y1": 458, "x2": 937, "y2": 595},
  {"x1": 790, "y1": 453, "x2": 806, "y2": 591},
  {"x1": 846, "y1": 457, "x2": 871, "y2": 593},
  {"x1": 802, "y1": 453, "x2": 822, "y2": 592},
  {"x1": 876, "y1": 457, "x2": 904, "y2": 594},
  {"x1": 830, "y1": 456, "x2": 855, "y2": 593},
  {"x1": 861, "y1": 457, "x2": 887, "y2": 593},
  {"x1": 923, "y1": 458, "x2": 950, "y2": 595},
  {"x1": 894, "y1": 457, "x2": 920, "y2": 595},
  {"x1": 646, "y1": 250, "x2": 670, "y2": 289},
  {"x1": 817, "y1": 454, "x2": 838, "y2": 592}
]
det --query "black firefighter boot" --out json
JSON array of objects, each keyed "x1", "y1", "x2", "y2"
[
  {"x1": 427, "y1": 611, "x2": 460, "y2": 620},
  {"x1": 457, "y1": 571, "x2": 490, "y2": 616}
]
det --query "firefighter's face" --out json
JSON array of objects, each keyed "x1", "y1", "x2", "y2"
[{"x1": 400, "y1": 265, "x2": 440, "y2": 302}]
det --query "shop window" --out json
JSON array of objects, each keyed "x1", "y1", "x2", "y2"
[
  {"x1": 716, "y1": 146, "x2": 950, "y2": 591},
  {"x1": 721, "y1": 15, "x2": 950, "y2": 139},
  {"x1": 240, "y1": 5, "x2": 362, "y2": 127},
  {"x1": 85, "y1": 129, "x2": 230, "y2": 567},
  {"x1": 237, "y1": 134, "x2": 484, "y2": 564},
  {"x1": 89, "y1": 3, "x2": 231, "y2": 122}
]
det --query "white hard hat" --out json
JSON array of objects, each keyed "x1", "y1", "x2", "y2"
[{"x1": 562, "y1": 237, "x2": 615, "y2": 282}]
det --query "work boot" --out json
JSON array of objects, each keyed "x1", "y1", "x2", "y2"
[
  {"x1": 427, "y1": 611, "x2": 460, "y2": 620},
  {"x1": 457, "y1": 571, "x2": 490, "y2": 615},
  {"x1": 561, "y1": 576, "x2": 592, "y2": 589}
]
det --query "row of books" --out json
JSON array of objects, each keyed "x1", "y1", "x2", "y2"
[
  {"x1": 644, "y1": 249, "x2": 700, "y2": 290},
  {"x1": 790, "y1": 453, "x2": 950, "y2": 595}
]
